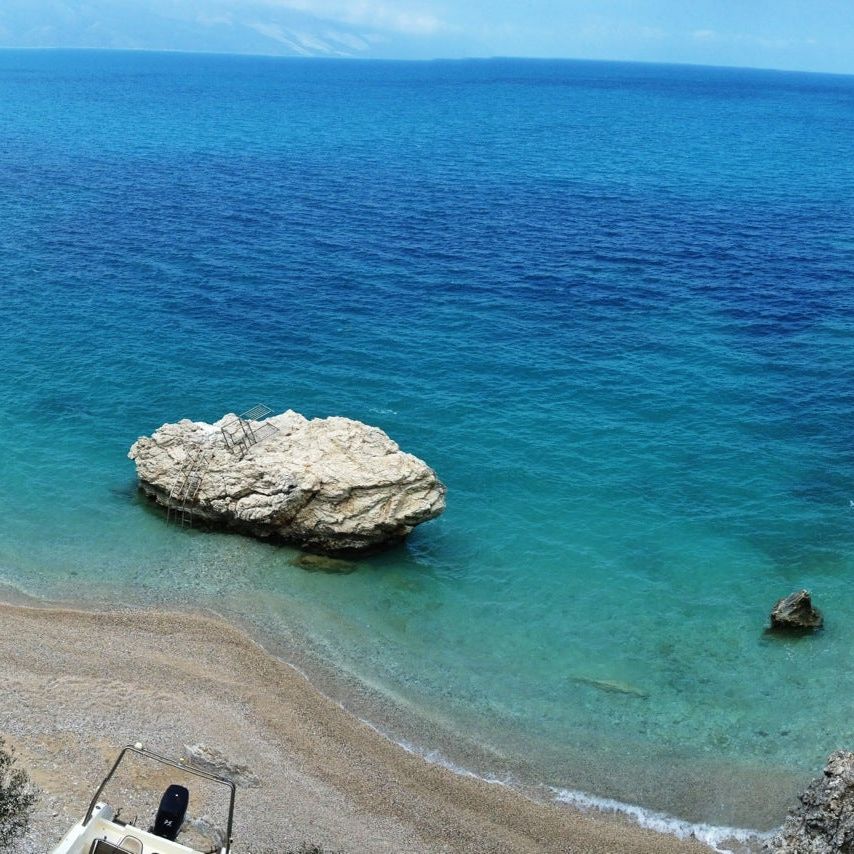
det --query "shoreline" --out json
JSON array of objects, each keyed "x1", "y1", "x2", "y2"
[{"x1": 0, "y1": 597, "x2": 720, "y2": 853}]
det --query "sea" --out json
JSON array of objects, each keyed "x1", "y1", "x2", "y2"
[{"x1": 1, "y1": 49, "x2": 853, "y2": 849}]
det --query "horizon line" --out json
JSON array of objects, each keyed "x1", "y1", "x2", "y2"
[{"x1": 0, "y1": 45, "x2": 852, "y2": 79}]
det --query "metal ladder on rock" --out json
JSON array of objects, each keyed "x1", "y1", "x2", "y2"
[
  {"x1": 220, "y1": 404, "x2": 279, "y2": 458},
  {"x1": 166, "y1": 444, "x2": 213, "y2": 527},
  {"x1": 166, "y1": 404, "x2": 278, "y2": 526}
]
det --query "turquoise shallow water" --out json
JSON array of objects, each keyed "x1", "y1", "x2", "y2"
[{"x1": 1, "y1": 50, "x2": 854, "y2": 834}]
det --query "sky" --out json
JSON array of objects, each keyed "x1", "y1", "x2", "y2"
[{"x1": 0, "y1": 0, "x2": 852, "y2": 74}]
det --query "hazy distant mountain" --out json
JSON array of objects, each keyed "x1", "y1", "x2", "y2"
[
  {"x1": 0, "y1": 0, "x2": 452, "y2": 58},
  {"x1": 0, "y1": 0, "x2": 848, "y2": 71}
]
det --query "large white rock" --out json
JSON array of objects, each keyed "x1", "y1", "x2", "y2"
[{"x1": 128, "y1": 410, "x2": 446, "y2": 554}]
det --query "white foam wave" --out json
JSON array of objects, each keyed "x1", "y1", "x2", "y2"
[
  {"x1": 355, "y1": 715, "x2": 515, "y2": 787},
  {"x1": 396, "y1": 738, "x2": 512, "y2": 786},
  {"x1": 354, "y1": 713, "x2": 772, "y2": 854},
  {"x1": 553, "y1": 787, "x2": 772, "y2": 853}
]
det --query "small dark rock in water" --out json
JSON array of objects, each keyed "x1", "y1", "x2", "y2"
[
  {"x1": 765, "y1": 750, "x2": 854, "y2": 853},
  {"x1": 292, "y1": 554, "x2": 358, "y2": 574},
  {"x1": 769, "y1": 589, "x2": 823, "y2": 632}
]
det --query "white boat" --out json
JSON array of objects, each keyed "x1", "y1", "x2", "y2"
[{"x1": 51, "y1": 744, "x2": 236, "y2": 854}]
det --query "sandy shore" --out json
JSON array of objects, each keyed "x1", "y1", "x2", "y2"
[{"x1": 0, "y1": 600, "x2": 712, "y2": 854}]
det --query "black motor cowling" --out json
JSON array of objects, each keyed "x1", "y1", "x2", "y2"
[{"x1": 151, "y1": 784, "x2": 189, "y2": 841}]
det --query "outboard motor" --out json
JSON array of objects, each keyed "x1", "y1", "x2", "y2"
[{"x1": 151, "y1": 784, "x2": 189, "y2": 841}]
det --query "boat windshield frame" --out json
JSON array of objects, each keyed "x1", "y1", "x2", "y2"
[{"x1": 82, "y1": 744, "x2": 236, "y2": 854}]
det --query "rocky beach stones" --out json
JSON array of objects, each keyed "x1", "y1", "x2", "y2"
[
  {"x1": 183, "y1": 743, "x2": 260, "y2": 788},
  {"x1": 129, "y1": 410, "x2": 446, "y2": 555},
  {"x1": 769, "y1": 589, "x2": 824, "y2": 633}
]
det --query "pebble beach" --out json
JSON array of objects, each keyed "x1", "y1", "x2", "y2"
[{"x1": 1, "y1": 599, "x2": 711, "y2": 854}]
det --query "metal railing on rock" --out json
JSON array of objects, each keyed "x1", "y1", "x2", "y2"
[
  {"x1": 220, "y1": 404, "x2": 279, "y2": 458},
  {"x1": 166, "y1": 405, "x2": 279, "y2": 527}
]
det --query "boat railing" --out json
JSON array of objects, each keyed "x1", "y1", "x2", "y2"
[{"x1": 83, "y1": 744, "x2": 236, "y2": 854}]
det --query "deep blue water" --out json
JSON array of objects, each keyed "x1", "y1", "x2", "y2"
[{"x1": 1, "y1": 50, "x2": 853, "y2": 835}]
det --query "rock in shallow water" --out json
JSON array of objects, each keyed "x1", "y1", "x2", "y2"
[
  {"x1": 571, "y1": 675, "x2": 649, "y2": 698},
  {"x1": 769, "y1": 589, "x2": 823, "y2": 632},
  {"x1": 292, "y1": 553, "x2": 359, "y2": 574},
  {"x1": 765, "y1": 750, "x2": 854, "y2": 853},
  {"x1": 128, "y1": 410, "x2": 446, "y2": 555}
]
